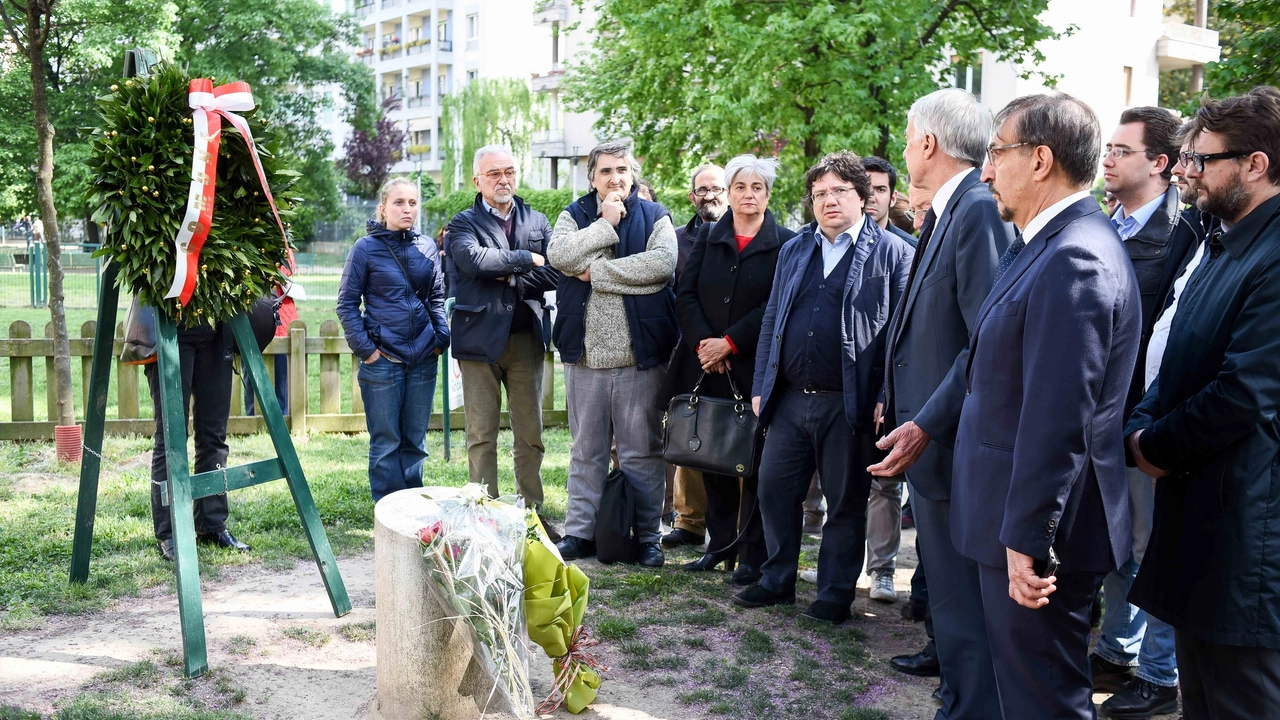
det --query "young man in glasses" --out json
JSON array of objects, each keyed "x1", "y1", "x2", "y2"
[{"x1": 446, "y1": 145, "x2": 561, "y2": 535}]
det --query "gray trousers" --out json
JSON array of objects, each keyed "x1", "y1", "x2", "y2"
[
  {"x1": 865, "y1": 475, "x2": 903, "y2": 574},
  {"x1": 563, "y1": 363, "x2": 666, "y2": 544},
  {"x1": 458, "y1": 330, "x2": 546, "y2": 506}
]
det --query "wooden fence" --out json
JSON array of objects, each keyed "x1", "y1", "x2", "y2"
[{"x1": 0, "y1": 318, "x2": 567, "y2": 441}]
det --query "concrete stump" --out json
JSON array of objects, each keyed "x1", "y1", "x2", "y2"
[{"x1": 373, "y1": 488, "x2": 517, "y2": 720}]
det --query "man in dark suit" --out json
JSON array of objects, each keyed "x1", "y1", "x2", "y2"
[
  {"x1": 733, "y1": 151, "x2": 912, "y2": 625},
  {"x1": 1126, "y1": 86, "x2": 1280, "y2": 720},
  {"x1": 446, "y1": 145, "x2": 561, "y2": 527},
  {"x1": 952, "y1": 93, "x2": 1141, "y2": 719},
  {"x1": 870, "y1": 88, "x2": 1013, "y2": 719}
]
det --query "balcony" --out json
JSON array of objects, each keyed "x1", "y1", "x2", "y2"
[
  {"x1": 407, "y1": 95, "x2": 431, "y2": 108},
  {"x1": 533, "y1": 0, "x2": 569, "y2": 27},
  {"x1": 407, "y1": 145, "x2": 432, "y2": 159},
  {"x1": 532, "y1": 130, "x2": 566, "y2": 158},
  {"x1": 531, "y1": 70, "x2": 563, "y2": 93},
  {"x1": 379, "y1": 45, "x2": 403, "y2": 60},
  {"x1": 381, "y1": 0, "x2": 399, "y2": 8},
  {"x1": 437, "y1": 39, "x2": 453, "y2": 52},
  {"x1": 1157, "y1": 23, "x2": 1221, "y2": 71},
  {"x1": 407, "y1": 39, "x2": 431, "y2": 55},
  {"x1": 355, "y1": 1, "x2": 375, "y2": 20}
]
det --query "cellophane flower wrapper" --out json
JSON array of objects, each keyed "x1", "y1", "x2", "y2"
[{"x1": 417, "y1": 485, "x2": 534, "y2": 718}]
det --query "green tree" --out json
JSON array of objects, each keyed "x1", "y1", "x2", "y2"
[
  {"x1": 439, "y1": 77, "x2": 546, "y2": 191},
  {"x1": 565, "y1": 0, "x2": 1061, "y2": 207},
  {"x1": 1204, "y1": 0, "x2": 1280, "y2": 97}
]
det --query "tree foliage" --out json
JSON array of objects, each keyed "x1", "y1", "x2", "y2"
[
  {"x1": 1204, "y1": 0, "x2": 1280, "y2": 98},
  {"x1": 340, "y1": 95, "x2": 406, "y2": 199},
  {"x1": 565, "y1": 0, "x2": 1061, "y2": 207},
  {"x1": 439, "y1": 77, "x2": 546, "y2": 191}
]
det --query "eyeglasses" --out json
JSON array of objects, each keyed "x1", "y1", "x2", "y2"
[
  {"x1": 1102, "y1": 146, "x2": 1149, "y2": 161},
  {"x1": 986, "y1": 142, "x2": 1031, "y2": 165},
  {"x1": 692, "y1": 186, "x2": 725, "y2": 198},
  {"x1": 1179, "y1": 150, "x2": 1249, "y2": 173},
  {"x1": 807, "y1": 186, "x2": 855, "y2": 204},
  {"x1": 482, "y1": 168, "x2": 517, "y2": 181}
]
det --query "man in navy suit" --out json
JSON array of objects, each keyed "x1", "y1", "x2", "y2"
[
  {"x1": 732, "y1": 151, "x2": 912, "y2": 625},
  {"x1": 871, "y1": 88, "x2": 1014, "y2": 718},
  {"x1": 954, "y1": 93, "x2": 1141, "y2": 719}
]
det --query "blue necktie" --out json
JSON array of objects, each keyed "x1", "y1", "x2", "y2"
[{"x1": 994, "y1": 236, "x2": 1026, "y2": 283}]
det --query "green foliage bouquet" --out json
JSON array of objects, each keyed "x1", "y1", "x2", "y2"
[{"x1": 87, "y1": 63, "x2": 300, "y2": 325}]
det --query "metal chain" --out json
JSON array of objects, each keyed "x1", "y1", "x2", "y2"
[{"x1": 215, "y1": 462, "x2": 229, "y2": 495}]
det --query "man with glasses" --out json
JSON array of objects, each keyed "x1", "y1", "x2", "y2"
[
  {"x1": 661, "y1": 163, "x2": 728, "y2": 550},
  {"x1": 733, "y1": 151, "x2": 912, "y2": 625},
  {"x1": 1090, "y1": 106, "x2": 1200, "y2": 720},
  {"x1": 446, "y1": 145, "x2": 561, "y2": 532},
  {"x1": 1126, "y1": 86, "x2": 1280, "y2": 720}
]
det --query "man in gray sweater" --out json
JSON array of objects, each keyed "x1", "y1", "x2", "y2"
[{"x1": 548, "y1": 141, "x2": 679, "y2": 568}]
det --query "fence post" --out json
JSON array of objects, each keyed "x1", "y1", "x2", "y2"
[
  {"x1": 9, "y1": 321, "x2": 34, "y2": 421},
  {"x1": 318, "y1": 320, "x2": 341, "y2": 414},
  {"x1": 288, "y1": 321, "x2": 307, "y2": 435},
  {"x1": 44, "y1": 322, "x2": 57, "y2": 420},
  {"x1": 115, "y1": 321, "x2": 140, "y2": 419},
  {"x1": 543, "y1": 351, "x2": 555, "y2": 411},
  {"x1": 351, "y1": 352, "x2": 364, "y2": 415},
  {"x1": 81, "y1": 321, "x2": 96, "y2": 412},
  {"x1": 230, "y1": 357, "x2": 244, "y2": 417}
]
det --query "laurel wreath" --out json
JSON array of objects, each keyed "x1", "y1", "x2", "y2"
[{"x1": 87, "y1": 63, "x2": 300, "y2": 325}]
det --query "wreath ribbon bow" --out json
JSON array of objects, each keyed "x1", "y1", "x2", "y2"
[{"x1": 165, "y1": 78, "x2": 288, "y2": 305}]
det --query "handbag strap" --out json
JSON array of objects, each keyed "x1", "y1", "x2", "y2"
[
  {"x1": 379, "y1": 237, "x2": 430, "y2": 312},
  {"x1": 690, "y1": 369, "x2": 745, "y2": 401}
]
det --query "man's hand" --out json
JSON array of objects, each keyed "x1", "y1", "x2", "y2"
[
  {"x1": 601, "y1": 192, "x2": 626, "y2": 227},
  {"x1": 1007, "y1": 547, "x2": 1056, "y2": 609},
  {"x1": 531, "y1": 252, "x2": 546, "y2": 268},
  {"x1": 868, "y1": 421, "x2": 931, "y2": 476},
  {"x1": 873, "y1": 401, "x2": 884, "y2": 435},
  {"x1": 576, "y1": 265, "x2": 592, "y2": 282},
  {"x1": 697, "y1": 337, "x2": 733, "y2": 367},
  {"x1": 1127, "y1": 430, "x2": 1169, "y2": 478},
  {"x1": 752, "y1": 396, "x2": 761, "y2": 417},
  {"x1": 363, "y1": 349, "x2": 382, "y2": 364}
]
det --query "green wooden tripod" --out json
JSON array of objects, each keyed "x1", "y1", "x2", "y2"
[{"x1": 69, "y1": 260, "x2": 351, "y2": 677}]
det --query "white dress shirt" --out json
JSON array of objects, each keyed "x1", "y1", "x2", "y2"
[
  {"x1": 1020, "y1": 190, "x2": 1095, "y2": 245},
  {"x1": 931, "y1": 167, "x2": 977, "y2": 217},
  {"x1": 815, "y1": 215, "x2": 864, "y2": 278},
  {"x1": 1145, "y1": 240, "x2": 1206, "y2": 390}
]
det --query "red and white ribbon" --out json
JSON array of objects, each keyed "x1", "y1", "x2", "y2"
[{"x1": 165, "y1": 78, "x2": 288, "y2": 305}]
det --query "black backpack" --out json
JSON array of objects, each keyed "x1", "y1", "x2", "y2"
[{"x1": 595, "y1": 469, "x2": 640, "y2": 564}]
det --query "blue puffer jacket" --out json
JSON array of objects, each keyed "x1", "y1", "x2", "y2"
[{"x1": 337, "y1": 220, "x2": 449, "y2": 366}]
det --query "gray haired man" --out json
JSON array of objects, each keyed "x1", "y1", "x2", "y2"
[
  {"x1": 548, "y1": 141, "x2": 679, "y2": 568},
  {"x1": 445, "y1": 145, "x2": 561, "y2": 532}
]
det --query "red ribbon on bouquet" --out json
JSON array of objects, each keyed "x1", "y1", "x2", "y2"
[{"x1": 165, "y1": 78, "x2": 288, "y2": 305}]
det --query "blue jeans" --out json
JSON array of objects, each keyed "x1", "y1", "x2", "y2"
[
  {"x1": 358, "y1": 355, "x2": 439, "y2": 502},
  {"x1": 1095, "y1": 555, "x2": 1180, "y2": 687},
  {"x1": 244, "y1": 353, "x2": 289, "y2": 416}
]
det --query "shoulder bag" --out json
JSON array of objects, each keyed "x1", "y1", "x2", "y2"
[{"x1": 661, "y1": 371, "x2": 765, "y2": 477}]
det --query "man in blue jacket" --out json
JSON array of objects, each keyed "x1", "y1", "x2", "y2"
[
  {"x1": 955, "y1": 93, "x2": 1141, "y2": 719},
  {"x1": 733, "y1": 151, "x2": 912, "y2": 625},
  {"x1": 446, "y1": 146, "x2": 560, "y2": 524}
]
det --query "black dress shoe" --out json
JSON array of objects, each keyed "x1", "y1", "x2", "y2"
[
  {"x1": 536, "y1": 513, "x2": 563, "y2": 544},
  {"x1": 197, "y1": 529, "x2": 250, "y2": 552},
  {"x1": 729, "y1": 564, "x2": 762, "y2": 586},
  {"x1": 157, "y1": 538, "x2": 175, "y2": 562},
  {"x1": 683, "y1": 550, "x2": 735, "y2": 572},
  {"x1": 1100, "y1": 677, "x2": 1179, "y2": 719},
  {"x1": 800, "y1": 599, "x2": 851, "y2": 625},
  {"x1": 556, "y1": 535, "x2": 596, "y2": 561},
  {"x1": 1090, "y1": 653, "x2": 1137, "y2": 694},
  {"x1": 732, "y1": 583, "x2": 795, "y2": 608},
  {"x1": 890, "y1": 649, "x2": 941, "y2": 677},
  {"x1": 660, "y1": 527, "x2": 704, "y2": 548},
  {"x1": 638, "y1": 543, "x2": 665, "y2": 568}
]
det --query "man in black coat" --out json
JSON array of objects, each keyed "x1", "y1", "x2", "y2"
[
  {"x1": 1126, "y1": 86, "x2": 1280, "y2": 719},
  {"x1": 446, "y1": 145, "x2": 560, "y2": 519},
  {"x1": 871, "y1": 88, "x2": 1013, "y2": 718},
  {"x1": 953, "y1": 93, "x2": 1141, "y2": 720}
]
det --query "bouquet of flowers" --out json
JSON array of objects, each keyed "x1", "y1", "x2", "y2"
[{"x1": 417, "y1": 485, "x2": 534, "y2": 717}]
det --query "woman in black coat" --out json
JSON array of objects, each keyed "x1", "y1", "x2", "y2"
[{"x1": 662, "y1": 154, "x2": 795, "y2": 583}]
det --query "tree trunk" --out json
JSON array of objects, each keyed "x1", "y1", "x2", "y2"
[{"x1": 26, "y1": 4, "x2": 75, "y2": 428}]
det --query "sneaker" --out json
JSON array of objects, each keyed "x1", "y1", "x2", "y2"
[
  {"x1": 1100, "y1": 677, "x2": 1179, "y2": 719},
  {"x1": 870, "y1": 571, "x2": 897, "y2": 603},
  {"x1": 799, "y1": 568, "x2": 818, "y2": 584}
]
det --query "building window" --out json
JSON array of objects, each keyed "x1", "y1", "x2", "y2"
[
  {"x1": 949, "y1": 53, "x2": 983, "y2": 101},
  {"x1": 467, "y1": 14, "x2": 478, "y2": 40},
  {"x1": 466, "y1": 70, "x2": 478, "y2": 83},
  {"x1": 438, "y1": 74, "x2": 448, "y2": 97},
  {"x1": 1124, "y1": 66, "x2": 1134, "y2": 106}
]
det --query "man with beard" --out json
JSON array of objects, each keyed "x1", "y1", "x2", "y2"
[
  {"x1": 661, "y1": 163, "x2": 729, "y2": 549},
  {"x1": 1126, "y1": 86, "x2": 1280, "y2": 719}
]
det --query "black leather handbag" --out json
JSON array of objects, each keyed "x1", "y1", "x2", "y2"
[{"x1": 662, "y1": 371, "x2": 765, "y2": 477}]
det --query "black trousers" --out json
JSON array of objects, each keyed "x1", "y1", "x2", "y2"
[
  {"x1": 1177, "y1": 631, "x2": 1280, "y2": 720},
  {"x1": 757, "y1": 388, "x2": 872, "y2": 605},
  {"x1": 145, "y1": 323, "x2": 232, "y2": 541},
  {"x1": 978, "y1": 562, "x2": 1104, "y2": 720},
  {"x1": 702, "y1": 472, "x2": 765, "y2": 569}
]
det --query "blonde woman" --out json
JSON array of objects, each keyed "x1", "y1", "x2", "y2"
[{"x1": 338, "y1": 178, "x2": 449, "y2": 501}]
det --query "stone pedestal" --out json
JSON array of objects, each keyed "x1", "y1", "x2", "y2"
[{"x1": 373, "y1": 489, "x2": 516, "y2": 720}]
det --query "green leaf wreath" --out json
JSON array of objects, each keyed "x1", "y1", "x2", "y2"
[{"x1": 87, "y1": 62, "x2": 301, "y2": 325}]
